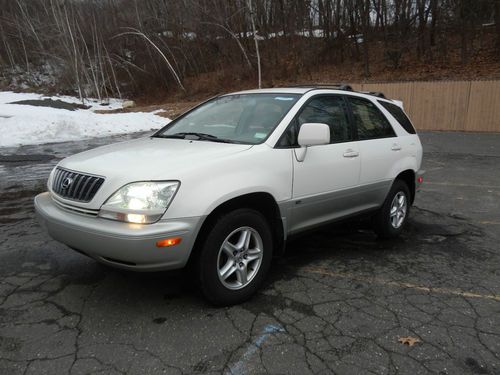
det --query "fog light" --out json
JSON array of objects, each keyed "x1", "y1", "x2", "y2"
[
  {"x1": 156, "y1": 237, "x2": 182, "y2": 248},
  {"x1": 126, "y1": 214, "x2": 146, "y2": 224}
]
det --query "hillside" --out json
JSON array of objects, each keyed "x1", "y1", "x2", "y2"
[
  {"x1": 132, "y1": 30, "x2": 500, "y2": 105},
  {"x1": 1, "y1": 0, "x2": 499, "y2": 104}
]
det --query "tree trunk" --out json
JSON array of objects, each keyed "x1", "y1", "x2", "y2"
[
  {"x1": 429, "y1": 0, "x2": 438, "y2": 47},
  {"x1": 495, "y1": 0, "x2": 500, "y2": 54},
  {"x1": 416, "y1": 0, "x2": 426, "y2": 59},
  {"x1": 247, "y1": 0, "x2": 261, "y2": 89}
]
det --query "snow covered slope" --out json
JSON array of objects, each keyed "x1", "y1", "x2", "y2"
[{"x1": 0, "y1": 92, "x2": 171, "y2": 147}]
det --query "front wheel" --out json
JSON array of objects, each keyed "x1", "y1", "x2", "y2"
[
  {"x1": 373, "y1": 180, "x2": 411, "y2": 239},
  {"x1": 198, "y1": 209, "x2": 273, "y2": 306}
]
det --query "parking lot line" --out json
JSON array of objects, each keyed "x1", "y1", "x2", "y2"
[
  {"x1": 304, "y1": 267, "x2": 500, "y2": 302},
  {"x1": 478, "y1": 220, "x2": 500, "y2": 225},
  {"x1": 425, "y1": 182, "x2": 500, "y2": 189}
]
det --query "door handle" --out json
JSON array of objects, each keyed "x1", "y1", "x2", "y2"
[
  {"x1": 343, "y1": 149, "x2": 359, "y2": 158},
  {"x1": 391, "y1": 144, "x2": 402, "y2": 151}
]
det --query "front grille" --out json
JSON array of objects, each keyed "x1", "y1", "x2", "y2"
[{"x1": 52, "y1": 167, "x2": 104, "y2": 202}]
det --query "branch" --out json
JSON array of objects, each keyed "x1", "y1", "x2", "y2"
[{"x1": 113, "y1": 28, "x2": 185, "y2": 91}]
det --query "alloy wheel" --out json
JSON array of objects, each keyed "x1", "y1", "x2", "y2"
[
  {"x1": 390, "y1": 191, "x2": 407, "y2": 229},
  {"x1": 217, "y1": 226, "x2": 263, "y2": 290}
]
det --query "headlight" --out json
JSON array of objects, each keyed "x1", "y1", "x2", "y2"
[{"x1": 98, "y1": 181, "x2": 179, "y2": 224}]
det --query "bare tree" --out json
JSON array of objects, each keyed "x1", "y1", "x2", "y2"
[
  {"x1": 247, "y1": 0, "x2": 262, "y2": 88},
  {"x1": 114, "y1": 28, "x2": 185, "y2": 91},
  {"x1": 0, "y1": 0, "x2": 497, "y2": 98},
  {"x1": 494, "y1": 0, "x2": 500, "y2": 53}
]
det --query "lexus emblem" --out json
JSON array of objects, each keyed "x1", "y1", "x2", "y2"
[{"x1": 61, "y1": 177, "x2": 73, "y2": 189}]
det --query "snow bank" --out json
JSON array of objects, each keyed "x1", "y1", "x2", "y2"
[{"x1": 0, "y1": 92, "x2": 171, "y2": 147}]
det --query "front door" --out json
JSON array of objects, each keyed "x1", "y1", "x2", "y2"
[{"x1": 286, "y1": 95, "x2": 361, "y2": 234}]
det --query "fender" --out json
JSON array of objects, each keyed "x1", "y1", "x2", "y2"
[{"x1": 388, "y1": 155, "x2": 419, "y2": 181}]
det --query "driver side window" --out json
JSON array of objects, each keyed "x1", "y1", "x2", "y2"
[{"x1": 278, "y1": 95, "x2": 351, "y2": 147}]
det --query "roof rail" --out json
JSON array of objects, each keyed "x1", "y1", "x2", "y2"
[
  {"x1": 287, "y1": 83, "x2": 354, "y2": 91},
  {"x1": 281, "y1": 84, "x2": 389, "y2": 100},
  {"x1": 361, "y1": 91, "x2": 386, "y2": 99}
]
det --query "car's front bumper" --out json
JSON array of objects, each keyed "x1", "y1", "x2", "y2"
[{"x1": 34, "y1": 192, "x2": 204, "y2": 271}]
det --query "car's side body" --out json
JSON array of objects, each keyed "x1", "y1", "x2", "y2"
[{"x1": 34, "y1": 87, "x2": 423, "y2": 274}]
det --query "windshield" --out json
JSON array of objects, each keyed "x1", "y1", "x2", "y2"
[{"x1": 155, "y1": 93, "x2": 300, "y2": 144}]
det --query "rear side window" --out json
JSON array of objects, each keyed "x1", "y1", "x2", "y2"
[
  {"x1": 348, "y1": 97, "x2": 396, "y2": 140},
  {"x1": 378, "y1": 100, "x2": 416, "y2": 134}
]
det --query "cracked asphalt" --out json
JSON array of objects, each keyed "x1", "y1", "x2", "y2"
[{"x1": 1, "y1": 132, "x2": 499, "y2": 374}]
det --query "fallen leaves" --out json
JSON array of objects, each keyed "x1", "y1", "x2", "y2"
[{"x1": 398, "y1": 336, "x2": 421, "y2": 346}]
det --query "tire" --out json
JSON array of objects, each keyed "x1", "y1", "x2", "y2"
[
  {"x1": 198, "y1": 208, "x2": 273, "y2": 306},
  {"x1": 373, "y1": 179, "x2": 411, "y2": 239}
]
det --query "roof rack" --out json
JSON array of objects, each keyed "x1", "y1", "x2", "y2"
[
  {"x1": 281, "y1": 83, "x2": 390, "y2": 100},
  {"x1": 361, "y1": 91, "x2": 386, "y2": 99},
  {"x1": 287, "y1": 83, "x2": 354, "y2": 91}
]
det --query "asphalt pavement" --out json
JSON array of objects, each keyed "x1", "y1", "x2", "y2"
[{"x1": 0, "y1": 131, "x2": 499, "y2": 374}]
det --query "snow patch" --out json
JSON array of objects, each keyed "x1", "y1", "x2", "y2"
[{"x1": 0, "y1": 91, "x2": 171, "y2": 147}]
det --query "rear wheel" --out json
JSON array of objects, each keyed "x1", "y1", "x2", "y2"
[
  {"x1": 198, "y1": 209, "x2": 273, "y2": 306},
  {"x1": 373, "y1": 180, "x2": 411, "y2": 239}
]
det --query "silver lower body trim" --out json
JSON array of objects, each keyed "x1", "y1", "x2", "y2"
[{"x1": 281, "y1": 180, "x2": 392, "y2": 235}]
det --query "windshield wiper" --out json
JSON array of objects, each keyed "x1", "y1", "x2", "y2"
[{"x1": 156, "y1": 132, "x2": 233, "y2": 143}]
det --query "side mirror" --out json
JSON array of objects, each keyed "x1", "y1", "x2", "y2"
[
  {"x1": 295, "y1": 123, "x2": 330, "y2": 162},
  {"x1": 297, "y1": 123, "x2": 330, "y2": 147}
]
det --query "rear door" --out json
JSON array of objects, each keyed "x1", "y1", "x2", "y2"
[
  {"x1": 346, "y1": 96, "x2": 399, "y2": 207},
  {"x1": 278, "y1": 95, "x2": 361, "y2": 234}
]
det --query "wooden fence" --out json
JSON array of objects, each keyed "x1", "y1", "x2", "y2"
[{"x1": 350, "y1": 80, "x2": 500, "y2": 133}]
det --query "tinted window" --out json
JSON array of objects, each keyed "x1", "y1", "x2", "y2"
[
  {"x1": 278, "y1": 96, "x2": 351, "y2": 147},
  {"x1": 348, "y1": 97, "x2": 396, "y2": 140},
  {"x1": 378, "y1": 100, "x2": 416, "y2": 134}
]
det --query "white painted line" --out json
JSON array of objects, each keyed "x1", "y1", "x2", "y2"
[
  {"x1": 305, "y1": 268, "x2": 500, "y2": 302},
  {"x1": 425, "y1": 182, "x2": 500, "y2": 189}
]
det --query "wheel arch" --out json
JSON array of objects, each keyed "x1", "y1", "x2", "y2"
[
  {"x1": 188, "y1": 192, "x2": 286, "y2": 266},
  {"x1": 395, "y1": 169, "x2": 416, "y2": 204}
]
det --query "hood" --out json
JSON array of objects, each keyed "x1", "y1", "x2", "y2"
[
  {"x1": 59, "y1": 137, "x2": 252, "y2": 179},
  {"x1": 55, "y1": 137, "x2": 253, "y2": 208}
]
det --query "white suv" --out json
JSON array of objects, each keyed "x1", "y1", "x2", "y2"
[{"x1": 35, "y1": 86, "x2": 424, "y2": 305}]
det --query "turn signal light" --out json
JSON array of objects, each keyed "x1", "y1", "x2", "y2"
[
  {"x1": 417, "y1": 176, "x2": 424, "y2": 184},
  {"x1": 156, "y1": 237, "x2": 182, "y2": 248}
]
